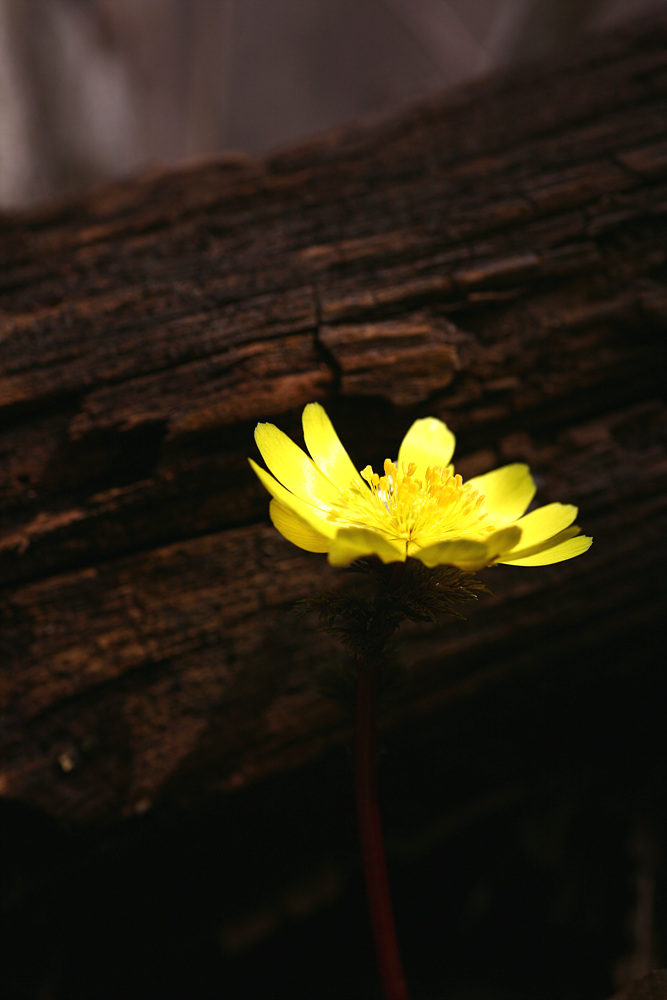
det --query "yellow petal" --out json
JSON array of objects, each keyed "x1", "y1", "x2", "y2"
[
  {"x1": 416, "y1": 538, "x2": 490, "y2": 571},
  {"x1": 482, "y1": 524, "x2": 523, "y2": 560},
  {"x1": 397, "y1": 417, "x2": 456, "y2": 481},
  {"x1": 498, "y1": 533, "x2": 592, "y2": 566},
  {"x1": 248, "y1": 459, "x2": 337, "y2": 539},
  {"x1": 302, "y1": 403, "x2": 365, "y2": 491},
  {"x1": 328, "y1": 528, "x2": 406, "y2": 567},
  {"x1": 498, "y1": 524, "x2": 578, "y2": 560},
  {"x1": 510, "y1": 503, "x2": 578, "y2": 553},
  {"x1": 269, "y1": 500, "x2": 331, "y2": 553},
  {"x1": 468, "y1": 463, "x2": 536, "y2": 523},
  {"x1": 416, "y1": 525, "x2": 521, "y2": 570},
  {"x1": 255, "y1": 422, "x2": 342, "y2": 506}
]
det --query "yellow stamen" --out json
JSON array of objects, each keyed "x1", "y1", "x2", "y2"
[{"x1": 332, "y1": 459, "x2": 494, "y2": 547}]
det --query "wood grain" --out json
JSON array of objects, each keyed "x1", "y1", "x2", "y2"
[{"x1": 1, "y1": 12, "x2": 666, "y2": 832}]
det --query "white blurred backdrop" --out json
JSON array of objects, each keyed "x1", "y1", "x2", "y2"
[{"x1": 0, "y1": 0, "x2": 663, "y2": 209}]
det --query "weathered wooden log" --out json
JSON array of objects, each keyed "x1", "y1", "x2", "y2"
[{"x1": 0, "y1": 10, "x2": 665, "y2": 848}]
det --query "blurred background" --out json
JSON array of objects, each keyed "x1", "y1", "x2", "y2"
[{"x1": 0, "y1": 0, "x2": 665, "y2": 211}]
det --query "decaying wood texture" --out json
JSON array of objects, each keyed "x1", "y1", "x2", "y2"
[{"x1": 1, "y1": 11, "x2": 666, "y2": 842}]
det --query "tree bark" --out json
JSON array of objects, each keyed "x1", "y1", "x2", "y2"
[{"x1": 0, "y1": 11, "x2": 665, "y2": 839}]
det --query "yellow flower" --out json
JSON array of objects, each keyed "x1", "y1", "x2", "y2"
[{"x1": 249, "y1": 403, "x2": 592, "y2": 571}]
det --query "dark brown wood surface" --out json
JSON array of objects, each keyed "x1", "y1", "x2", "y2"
[{"x1": 1, "y1": 11, "x2": 666, "y2": 838}]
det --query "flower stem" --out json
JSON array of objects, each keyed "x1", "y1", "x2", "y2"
[{"x1": 355, "y1": 653, "x2": 410, "y2": 1000}]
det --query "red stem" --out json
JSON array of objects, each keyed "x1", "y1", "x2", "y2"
[{"x1": 355, "y1": 655, "x2": 410, "y2": 1000}]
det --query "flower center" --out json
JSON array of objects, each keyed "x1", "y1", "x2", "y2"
[{"x1": 329, "y1": 459, "x2": 494, "y2": 545}]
